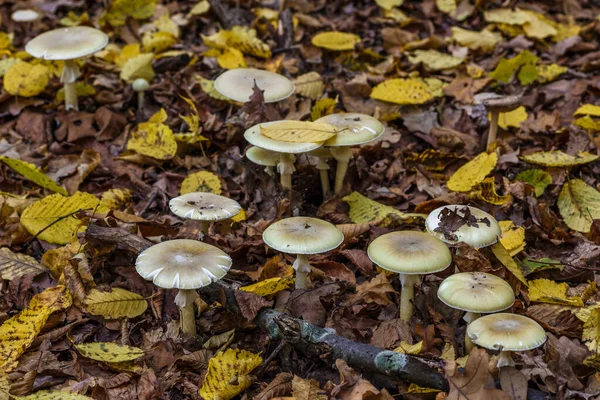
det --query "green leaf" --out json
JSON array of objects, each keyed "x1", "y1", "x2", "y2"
[
  {"x1": 515, "y1": 169, "x2": 552, "y2": 197},
  {"x1": 0, "y1": 157, "x2": 67, "y2": 195}
]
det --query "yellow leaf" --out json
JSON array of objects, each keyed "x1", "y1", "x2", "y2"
[
  {"x1": 375, "y1": 0, "x2": 404, "y2": 10},
  {"x1": 484, "y1": 8, "x2": 530, "y2": 25},
  {"x1": 311, "y1": 97, "x2": 337, "y2": 121},
  {"x1": 292, "y1": 376, "x2": 327, "y2": 400},
  {"x1": 56, "y1": 82, "x2": 96, "y2": 102},
  {"x1": 407, "y1": 49, "x2": 464, "y2": 71},
  {"x1": 100, "y1": 188, "x2": 131, "y2": 210},
  {"x1": 103, "y1": 0, "x2": 157, "y2": 27},
  {"x1": 311, "y1": 31, "x2": 361, "y2": 51},
  {"x1": 203, "y1": 329, "x2": 235, "y2": 351},
  {"x1": 583, "y1": 308, "x2": 600, "y2": 352},
  {"x1": 239, "y1": 277, "x2": 295, "y2": 297},
  {"x1": 407, "y1": 383, "x2": 442, "y2": 394},
  {"x1": 451, "y1": 27, "x2": 502, "y2": 51},
  {"x1": 521, "y1": 151, "x2": 598, "y2": 167},
  {"x1": 153, "y1": 14, "x2": 180, "y2": 38},
  {"x1": 179, "y1": 96, "x2": 206, "y2": 142},
  {"x1": 523, "y1": 11, "x2": 557, "y2": 39},
  {"x1": 491, "y1": 243, "x2": 528, "y2": 286},
  {"x1": 384, "y1": 8, "x2": 411, "y2": 24},
  {"x1": 293, "y1": 72, "x2": 324, "y2": 100},
  {"x1": 574, "y1": 115, "x2": 600, "y2": 131},
  {"x1": 120, "y1": 53, "x2": 155, "y2": 83},
  {"x1": 558, "y1": 179, "x2": 600, "y2": 233},
  {"x1": 199, "y1": 348, "x2": 263, "y2": 400},
  {"x1": 499, "y1": 221, "x2": 525, "y2": 256},
  {"x1": 4, "y1": 61, "x2": 49, "y2": 97},
  {"x1": 75, "y1": 342, "x2": 144, "y2": 362},
  {"x1": 260, "y1": 121, "x2": 338, "y2": 143},
  {"x1": 436, "y1": 0, "x2": 456, "y2": 14},
  {"x1": 342, "y1": 191, "x2": 425, "y2": 224},
  {"x1": 528, "y1": 278, "x2": 583, "y2": 307},
  {"x1": 495, "y1": 106, "x2": 528, "y2": 129},
  {"x1": 0, "y1": 32, "x2": 13, "y2": 50},
  {"x1": 59, "y1": 11, "x2": 89, "y2": 27},
  {"x1": 393, "y1": 340, "x2": 423, "y2": 355},
  {"x1": 217, "y1": 47, "x2": 247, "y2": 69},
  {"x1": 116, "y1": 43, "x2": 140, "y2": 67},
  {"x1": 85, "y1": 288, "x2": 148, "y2": 319},
  {"x1": 574, "y1": 104, "x2": 600, "y2": 117},
  {"x1": 0, "y1": 247, "x2": 47, "y2": 280},
  {"x1": 202, "y1": 26, "x2": 271, "y2": 58},
  {"x1": 0, "y1": 286, "x2": 71, "y2": 373},
  {"x1": 471, "y1": 177, "x2": 511, "y2": 205},
  {"x1": 41, "y1": 242, "x2": 79, "y2": 279},
  {"x1": 127, "y1": 109, "x2": 177, "y2": 160},
  {"x1": 0, "y1": 58, "x2": 19, "y2": 77},
  {"x1": 15, "y1": 391, "x2": 92, "y2": 399},
  {"x1": 231, "y1": 208, "x2": 246, "y2": 223},
  {"x1": 536, "y1": 64, "x2": 567, "y2": 83},
  {"x1": 180, "y1": 171, "x2": 222, "y2": 195},
  {"x1": 0, "y1": 157, "x2": 67, "y2": 195},
  {"x1": 142, "y1": 31, "x2": 177, "y2": 53},
  {"x1": 195, "y1": 75, "x2": 230, "y2": 101},
  {"x1": 21, "y1": 192, "x2": 109, "y2": 245},
  {"x1": 370, "y1": 78, "x2": 434, "y2": 105},
  {"x1": 447, "y1": 152, "x2": 497, "y2": 192},
  {"x1": 189, "y1": 0, "x2": 210, "y2": 16}
]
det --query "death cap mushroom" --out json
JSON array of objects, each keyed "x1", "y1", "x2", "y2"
[
  {"x1": 246, "y1": 146, "x2": 280, "y2": 176},
  {"x1": 11, "y1": 9, "x2": 41, "y2": 23},
  {"x1": 438, "y1": 272, "x2": 514, "y2": 314},
  {"x1": 169, "y1": 192, "x2": 241, "y2": 222},
  {"x1": 316, "y1": 113, "x2": 385, "y2": 147},
  {"x1": 214, "y1": 68, "x2": 295, "y2": 103},
  {"x1": 244, "y1": 121, "x2": 323, "y2": 154},
  {"x1": 425, "y1": 205, "x2": 501, "y2": 249},
  {"x1": 263, "y1": 216, "x2": 344, "y2": 255},
  {"x1": 25, "y1": 26, "x2": 108, "y2": 61}
]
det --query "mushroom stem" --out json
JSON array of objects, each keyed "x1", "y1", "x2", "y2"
[
  {"x1": 399, "y1": 274, "x2": 420, "y2": 322},
  {"x1": 463, "y1": 311, "x2": 481, "y2": 354},
  {"x1": 175, "y1": 289, "x2": 199, "y2": 337},
  {"x1": 497, "y1": 350, "x2": 515, "y2": 368},
  {"x1": 278, "y1": 153, "x2": 295, "y2": 191},
  {"x1": 487, "y1": 111, "x2": 499, "y2": 151},
  {"x1": 137, "y1": 91, "x2": 145, "y2": 111},
  {"x1": 199, "y1": 220, "x2": 209, "y2": 239},
  {"x1": 319, "y1": 168, "x2": 330, "y2": 197},
  {"x1": 61, "y1": 59, "x2": 81, "y2": 111},
  {"x1": 292, "y1": 254, "x2": 311, "y2": 289},
  {"x1": 330, "y1": 147, "x2": 352, "y2": 194}
]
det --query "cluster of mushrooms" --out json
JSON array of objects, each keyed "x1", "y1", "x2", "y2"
[
  {"x1": 367, "y1": 205, "x2": 546, "y2": 367},
  {"x1": 212, "y1": 68, "x2": 385, "y2": 196}
]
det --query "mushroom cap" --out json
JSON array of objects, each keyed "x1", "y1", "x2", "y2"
[
  {"x1": 135, "y1": 239, "x2": 232, "y2": 289},
  {"x1": 244, "y1": 121, "x2": 323, "y2": 154},
  {"x1": 214, "y1": 68, "x2": 295, "y2": 103},
  {"x1": 315, "y1": 113, "x2": 385, "y2": 146},
  {"x1": 367, "y1": 231, "x2": 452, "y2": 275},
  {"x1": 246, "y1": 146, "x2": 280, "y2": 167},
  {"x1": 169, "y1": 192, "x2": 241, "y2": 221},
  {"x1": 425, "y1": 205, "x2": 501, "y2": 248},
  {"x1": 482, "y1": 93, "x2": 523, "y2": 113},
  {"x1": 263, "y1": 216, "x2": 344, "y2": 255},
  {"x1": 11, "y1": 9, "x2": 40, "y2": 22},
  {"x1": 132, "y1": 78, "x2": 150, "y2": 92},
  {"x1": 438, "y1": 272, "x2": 515, "y2": 313},
  {"x1": 25, "y1": 26, "x2": 109, "y2": 60},
  {"x1": 467, "y1": 313, "x2": 547, "y2": 352}
]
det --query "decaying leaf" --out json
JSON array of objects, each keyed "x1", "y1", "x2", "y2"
[
  {"x1": 260, "y1": 121, "x2": 338, "y2": 143},
  {"x1": 0, "y1": 157, "x2": 67, "y2": 195},
  {"x1": 120, "y1": 53, "x2": 155, "y2": 83},
  {"x1": 558, "y1": 179, "x2": 600, "y2": 233},
  {"x1": 407, "y1": 49, "x2": 464, "y2": 71},
  {"x1": 4, "y1": 61, "x2": 49, "y2": 97},
  {"x1": 447, "y1": 152, "x2": 497, "y2": 192},
  {"x1": 85, "y1": 288, "x2": 148, "y2": 319},
  {"x1": 528, "y1": 278, "x2": 583, "y2": 307},
  {"x1": 491, "y1": 243, "x2": 528, "y2": 286},
  {"x1": 239, "y1": 277, "x2": 295, "y2": 296},
  {"x1": 521, "y1": 151, "x2": 598, "y2": 168},
  {"x1": 515, "y1": 169, "x2": 552, "y2": 197},
  {"x1": 74, "y1": 342, "x2": 144, "y2": 362},
  {"x1": 127, "y1": 109, "x2": 177, "y2": 160},
  {"x1": 0, "y1": 247, "x2": 48, "y2": 280},
  {"x1": 180, "y1": 171, "x2": 222, "y2": 195},
  {"x1": 293, "y1": 72, "x2": 324, "y2": 100},
  {"x1": 342, "y1": 191, "x2": 424, "y2": 224},
  {"x1": 370, "y1": 78, "x2": 436, "y2": 105},
  {"x1": 499, "y1": 221, "x2": 525, "y2": 256},
  {"x1": 311, "y1": 31, "x2": 361, "y2": 51}
]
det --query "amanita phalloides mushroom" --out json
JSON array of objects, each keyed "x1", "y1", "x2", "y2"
[
  {"x1": 246, "y1": 146, "x2": 282, "y2": 176},
  {"x1": 214, "y1": 68, "x2": 295, "y2": 103},
  {"x1": 169, "y1": 192, "x2": 241, "y2": 238},
  {"x1": 482, "y1": 92, "x2": 523, "y2": 151},
  {"x1": 132, "y1": 78, "x2": 150, "y2": 112}
]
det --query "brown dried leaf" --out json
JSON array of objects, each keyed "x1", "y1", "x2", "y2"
[
  {"x1": 499, "y1": 367, "x2": 528, "y2": 400},
  {"x1": 234, "y1": 289, "x2": 273, "y2": 320}
]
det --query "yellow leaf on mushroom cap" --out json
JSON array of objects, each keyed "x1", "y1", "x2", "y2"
[
  {"x1": 199, "y1": 348, "x2": 263, "y2": 400},
  {"x1": 260, "y1": 121, "x2": 338, "y2": 143},
  {"x1": 311, "y1": 31, "x2": 361, "y2": 51},
  {"x1": 447, "y1": 152, "x2": 497, "y2": 192},
  {"x1": 4, "y1": 61, "x2": 49, "y2": 97}
]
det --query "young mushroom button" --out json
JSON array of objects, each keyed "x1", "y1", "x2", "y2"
[
  {"x1": 132, "y1": 78, "x2": 150, "y2": 112},
  {"x1": 135, "y1": 239, "x2": 232, "y2": 337},
  {"x1": 262, "y1": 217, "x2": 344, "y2": 290},
  {"x1": 367, "y1": 231, "x2": 452, "y2": 322},
  {"x1": 438, "y1": 272, "x2": 515, "y2": 353},
  {"x1": 169, "y1": 192, "x2": 241, "y2": 238},
  {"x1": 11, "y1": 9, "x2": 41, "y2": 23},
  {"x1": 315, "y1": 113, "x2": 385, "y2": 194},
  {"x1": 467, "y1": 313, "x2": 546, "y2": 368},
  {"x1": 214, "y1": 68, "x2": 295, "y2": 103},
  {"x1": 25, "y1": 26, "x2": 109, "y2": 111}
]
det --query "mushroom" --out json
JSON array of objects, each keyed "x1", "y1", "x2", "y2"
[
  {"x1": 308, "y1": 147, "x2": 332, "y2": 197},
  {"x1": 481, "y1": 93, "x2": 523, "y2": 151},
  {"x1": 135, "y1": 239, "x2": 232, "y2": 336},
  {"x1": 25, "y1": 26, "x2": 109, "y2": 111},
  {"x1": 425, "y1": 205, "x2": 501, "y2": 249},
  {"x1": 132, "y1": 78, "x2": 150, "y2": 112},
  {"x1": 244, "y1": 121, "x2": 323, "y2": 191},
  {"x1": 367, "y1": 231, "x2": 452, "y2": 322},
  {"x1": 11, "y1": 9, "x2": 41, "y2": 24},
  {"x1": 246, "y1": 146, "x2": 281, "y2": 176},
  {"x1": 438, "y1": 272, "x2": 515, "y2": 354},
  {"x1": 214, "y1": 68, "x2": 295, "y2": 103},
  {"x1": 467, "y1": 313, "x2": 546, "y2": 367},
  {"x1": 169, "y1": 192, "x2": 241, "y2": 238},
  {"x1": 262, "y1": 217, "x2": 344, "y2": 289},
  {"x1": 315, "y1": 113, "x2": 385, "y2": 194}
]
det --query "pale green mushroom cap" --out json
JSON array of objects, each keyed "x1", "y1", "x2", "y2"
[
  {"x1": 467, "y1": 313, "x2": 547, "y2": 351},
  {"x1": 25, "y1": 26, "x2": 109, "y2": 60},
  {"x1": 438, "y1": 272, "x2": 515, "y2": 313},
  {"x1": 245, "y1": 121, "x2": 323, "y2": 154},
  {"x1": 425, "y1": 205, "x2": 501, "y2": 248},
  {"x1": 169, "y1": 192, "x2": 241, "y2": 221},
  {"x1": 214, "y1": 68, "x2": 295, "y2": 103},
  {"x1": 246, "y1": 146, "x2": 280, "y2": 167},
  {"x1": 132, "y1": 78, "x2": 150, "y2": 92},
  {"x1": 367, "y1": 231, "x2": 452, "y2": 275},
  {"x1": 11, "y1": 9, "x2": 40, "y2": 23},
  {"x1": 316, "y1": 113, "x2": 385, "y2": 146},
  {"x1": 263, "y1": 216, "x2": 344, "y2": 255},
  {"x1": 135, "y1": 239, "x2": 232, "y2": 289}
]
